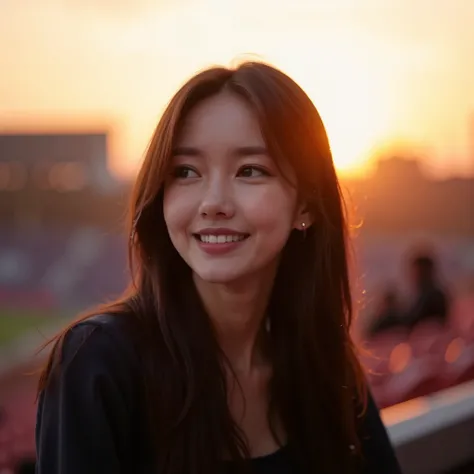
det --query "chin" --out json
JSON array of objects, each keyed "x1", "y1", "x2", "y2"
[{"x1": 193, "y1": 266, "x2": 249, "y2": 285}]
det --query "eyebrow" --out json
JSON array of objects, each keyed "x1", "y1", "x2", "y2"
[
  {"x1": 172, "y1": 145, "x2": 268, "y2": 157},
  {"x1": 172, "y1": 146, "x2": 201, "y2": 157},
  {"x1": 235, "y1": 146, "x2": 268, "y2": 157}
]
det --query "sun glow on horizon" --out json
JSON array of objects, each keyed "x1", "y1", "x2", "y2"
[{"x1": 1, "y1": 0, "x2": 472, "y2": 178}]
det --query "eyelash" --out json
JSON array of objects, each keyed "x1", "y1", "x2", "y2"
[
  {"x1": 170, "y1": 165, "x2": 271, "y2": 180},
  {"x1": 237, "y1": 165, "x2": 271, "y2": 178},
  {"x1": 171, "y1": 166, "x2": 199, "y2": 179}
]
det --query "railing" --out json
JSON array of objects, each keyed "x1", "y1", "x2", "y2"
[{"x1": 384, "y1": 380, "x2": 474, "y2": 474}]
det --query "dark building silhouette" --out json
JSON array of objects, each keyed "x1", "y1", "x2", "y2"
[
  {"x1": 343, "y1": 157, "x2": 474, "y2": 236},
  {"x1": 0, "y1": 133, "x2": 127, "y2": 229}
]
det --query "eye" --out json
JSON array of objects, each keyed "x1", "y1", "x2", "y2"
[
  {"x1": 172, "y1": 166, "x2": 199, "y2": 179},
  {"x1": 237, "y1": 166, "x2": 270, "y2": 178}
]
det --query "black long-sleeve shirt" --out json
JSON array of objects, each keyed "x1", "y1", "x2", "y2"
[{"x1": 36, "y1": 315, "x2": 401, "y2": 473}]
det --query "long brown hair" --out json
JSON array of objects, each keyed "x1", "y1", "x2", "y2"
[{"x1": 38, "y1": 61, "x2": 367, "y2": 473}]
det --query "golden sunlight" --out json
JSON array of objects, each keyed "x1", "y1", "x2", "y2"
[
  {"x1": 1, "y1": 0, "x2": 472, "y2": 178},
  {"x1": 271, "y1": 42, "x2": 396, "y2": 176}
]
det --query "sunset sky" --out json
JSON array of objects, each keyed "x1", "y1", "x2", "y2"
[{"x1": 1, "y1": 0, "x2": 473, "y2": 179}]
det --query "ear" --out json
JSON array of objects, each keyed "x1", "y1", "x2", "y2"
[{"x1": 293, "y1": 202, "x2": 314, "y2": 231}]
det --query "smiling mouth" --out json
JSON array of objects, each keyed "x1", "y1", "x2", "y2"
[{"x1": 193, "y1": 234, "x2": 250, "y2": 244}]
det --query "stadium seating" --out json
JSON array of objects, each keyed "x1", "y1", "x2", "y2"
[
  {"x1": 73, "y1": 233, "x2": 128, "y2": 304},
  {"x1": 0, "y1": 227, "x2": 127, "y2": 311},
  {"x1": 363, "y1": 299, "x2": 474, "y2": 409},
  {"x1": 0, "y1": 383, "x2": 36, "y2": 473},
  {"x1": 0, "y1": 223, "x2": 473, "y2": 469}
]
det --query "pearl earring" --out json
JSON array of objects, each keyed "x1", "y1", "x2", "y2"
[{"x1": 300, "y1": 222, "x2": 307, "y2": 239}]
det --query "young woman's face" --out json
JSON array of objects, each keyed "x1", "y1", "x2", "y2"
[{"x1": 163, "y1": 91, "x2": 309, "y2": 284}]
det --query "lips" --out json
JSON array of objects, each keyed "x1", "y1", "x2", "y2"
[
  {"x1": 195, "y1": 234, "x2": 248, "y2": 244},
  {"x1": 192, "y1": 228, "x2": 250, "y2": 251},
  {"x1": 193, "y1": 228, "x2": 250, "y2": 244}
]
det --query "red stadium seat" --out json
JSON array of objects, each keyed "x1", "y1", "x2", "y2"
[
  {"x1": 441, "y1": 338, "x2": 474, "y2": 387},
  {"x1": 451, "y1": 296, "x2": 474, "y2": 342},
  {"x1": 394, "y1": 358, "x2": 442, "y2": 399},
  {"x1": 366, "y1": 323, "x2": 456, "y2": 406},
  {"x1": 409, "y1": 320, "x2": 452, "y2": 356},
  {"x1": 361, "y1": 330, "x2": 413, "y2": 406},
  {"x1": 361, "y1": 329, "x2": 409, "y2": 378}
]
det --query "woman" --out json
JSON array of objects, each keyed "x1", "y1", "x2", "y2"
[{"x1": 36, "y1": 61, "x2": 401, "y2": 473}]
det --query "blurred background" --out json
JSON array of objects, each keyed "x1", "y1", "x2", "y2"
[{"x1": 0, "y1": 1, "x2": 473, "y2": 473}]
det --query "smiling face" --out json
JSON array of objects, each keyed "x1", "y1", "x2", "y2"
[{"x1": 163, "y1": 91, "x2": 311, "y2": 285}]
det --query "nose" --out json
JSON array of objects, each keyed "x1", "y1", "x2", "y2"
[{"x1": 198, "y1": 175, "x2": 235, "y2": 219}]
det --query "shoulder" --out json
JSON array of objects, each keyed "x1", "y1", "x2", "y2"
[
  {"x1": 52, "y1": 313, "x2": 140, "y2": 384},
  {"x1": 66, "y1": 313, "x2": 134, "y2": 349},
  {"x1": 36, "y1": 315, "x2": 145, "y2": 473}
]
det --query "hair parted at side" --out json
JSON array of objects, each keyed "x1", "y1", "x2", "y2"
[{"x1": 38, "y1": 60, "x2": 367, "y2": 474}]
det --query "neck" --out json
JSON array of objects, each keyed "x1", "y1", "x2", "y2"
[{"x1": 193, "y1": 269, "x2": 276, "y2": 375}]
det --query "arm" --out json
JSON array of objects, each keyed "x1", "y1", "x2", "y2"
[{"x1": 36, "y1": 323, "x2": 135, "y2": 474}]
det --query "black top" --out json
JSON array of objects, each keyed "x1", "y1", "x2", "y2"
[{"x1": 36, "y1": 315, "x2": 401, "y2": 474}]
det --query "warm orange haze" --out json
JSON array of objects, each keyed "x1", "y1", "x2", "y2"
[
  {"x1": 1, "y1": 2, "x2": 474, "y2": 473},
  {"x1": 1, "y1": 0, "x2": 473, "y2": 179}
]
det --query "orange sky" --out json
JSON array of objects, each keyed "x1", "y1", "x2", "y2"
[{"x1": 0, "y1": 0, "x2": 473, "y2": 179}]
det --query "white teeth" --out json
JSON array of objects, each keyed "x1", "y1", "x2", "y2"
[{"x1": 198, "y1": 234, "x2": 246, "y2": 243}]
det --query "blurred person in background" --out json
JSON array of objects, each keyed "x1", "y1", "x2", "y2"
[
  {"x1": 366, "y1": 288, "x2": 404, "y2": 337},
  {"x1": 35, "y1": 62, "x2": 400, "y2": 474},
  {"x1": 405, "y1": 253, "x2": 449, "y2": 329},
  {"x1": 365, "y1": 253, "x2": 449, "y2": 339}
]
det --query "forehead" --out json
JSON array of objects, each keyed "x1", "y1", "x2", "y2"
[{"x1": 176, "y1": 92, "x2": 265, "y2": 147}]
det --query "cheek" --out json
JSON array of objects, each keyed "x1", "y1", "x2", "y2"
[
  {"x1": 163, "y1": 187, "x2": 196, "y2": 238},
  {"x1": 242, "y1": 185, "x2": 297, "y2": 232}
]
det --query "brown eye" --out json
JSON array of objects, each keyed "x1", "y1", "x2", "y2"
[
  {"x1": 238, "y1": 166, "x2": 269, "y2": 178},
  {"x1": 172, "y1": 166, "x2": 199, "y2": 179}
]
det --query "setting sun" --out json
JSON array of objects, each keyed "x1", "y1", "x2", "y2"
[
  {"x1": 0, "y1": 0, "x2": 472, "y2": 179},
  {"x1": 266, "y1": 41, "x2": 398, "y2": 175}
]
